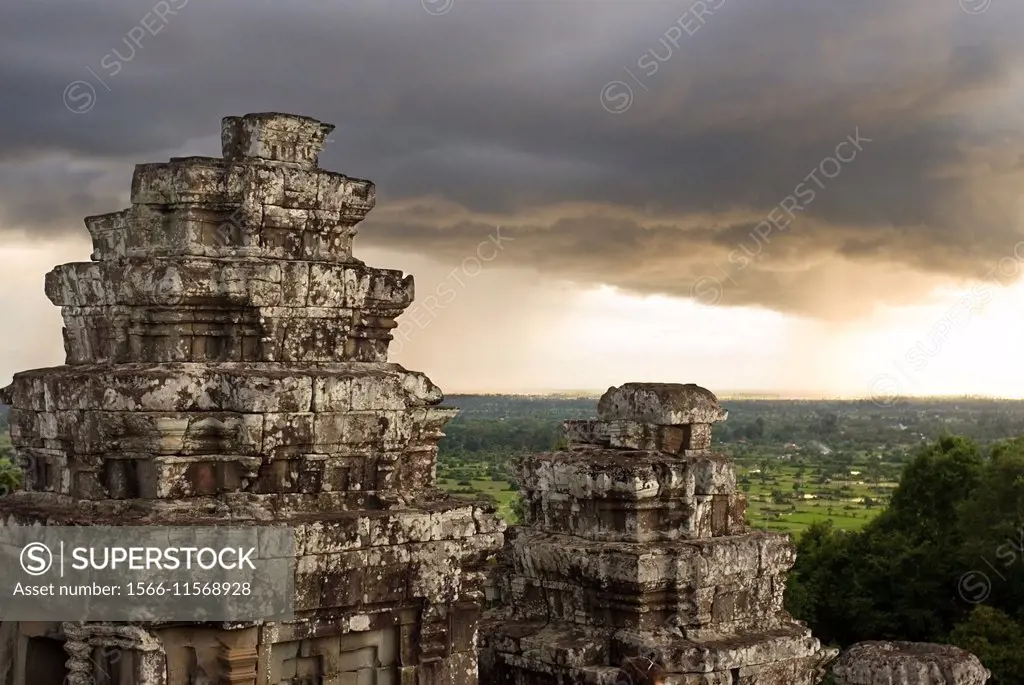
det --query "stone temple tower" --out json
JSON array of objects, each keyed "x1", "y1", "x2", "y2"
[
  {"x1": 0, "y1": 113, "x2": 504, "y2": 685},
  {"x1": 480, "y1": 382, "x2": 838, "y2": 684}
]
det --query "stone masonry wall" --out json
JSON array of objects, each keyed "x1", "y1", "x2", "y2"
[
  {"x1": 0, "y1": 112, "x2": 504, "y2": 685},
  {"x1": 480, "y1": 383, "x2": 838, "y2": 685}
]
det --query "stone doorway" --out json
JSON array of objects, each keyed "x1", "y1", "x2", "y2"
[{"x1": 24, "y1": 636, "x2": 69, "y2": 685}]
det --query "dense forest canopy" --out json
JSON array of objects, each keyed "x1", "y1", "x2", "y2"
[
  {"x1": 442, "y1": 394, "x2": 1024, "y2": 447},
  {"x1": 786, "y1": 435, "x2": 1024, "y2": 684}
]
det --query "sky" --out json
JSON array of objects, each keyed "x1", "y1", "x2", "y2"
[{"x1": 2, "y1": 0, "x2": 1024, "y2": 398}]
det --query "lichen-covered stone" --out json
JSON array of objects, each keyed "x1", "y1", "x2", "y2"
[
  {"x1": 833, "y1": 641, "x2": 991, "y2": 685},
  {"x1": 0, "y1": 112, "x2": 503, "y2": 685},
  {"x1": 513, "y1": 449, "x2": 742, "y2": 542},
  {"x1": 221, "y1": 112, "x2": 334, "y2": 167},
  {"x1": 597, "y1": 383, "x2": 728, "y2": 426},
  {"x1": 481, "y1": 383, "x2": 836, "y2": 684}
]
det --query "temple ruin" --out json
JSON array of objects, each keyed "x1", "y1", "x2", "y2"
[
  {"x1": 480, "y1": 382, "x2": 839, "y2": 684},
  {"x1": 0, "y1": 113, "x2": 505, "y2": 685},
  {"x1": 0, "y1": 113, "x2": 992, "y2": 685}
]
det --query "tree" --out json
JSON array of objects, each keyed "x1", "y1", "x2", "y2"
[
  {"x1": 509, "y1": 494, "x2": 527, "y2": 525},
  {"x1": 786, "y1": 432, "x2": 1024, "y2": 684},
  {"x1": 950, "y1": 606, "x2": 1024, "y2": 685},
  {"x1": 0, "y1": 457, "x2": 19, "y2": 496},
  {"x1": 873, "y1": 434, "x2": 984, "y2": 542},
  {"x1": 785, "y1": 520, "x2": 839, "y2": 627},
  {"x1": 956, "y1": 437, "x2": 1024, "y2": 616},
  {"x1": 819, "y1": 412, "x2": 839, "y2": 436},
  {"x1": 787, "y1": 435, "x2": 988, "y2": 645}
]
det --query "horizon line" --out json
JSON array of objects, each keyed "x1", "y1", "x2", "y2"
[{"x1": 440, "y1": 389, "x2": 1024, "y2": 401}]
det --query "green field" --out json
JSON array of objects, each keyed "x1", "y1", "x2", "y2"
[
  {"x1": 737, "y1": 462, "x2": 896, "y2": 534},
  {"x1": 439, "y1": 476, "x2": 520, "y2": 521},
  {"x1": 437, "y1": 451, "x2": 896, "y2": 535}
]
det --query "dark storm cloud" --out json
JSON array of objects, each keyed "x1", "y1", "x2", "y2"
[{"x1": 1, "y1": 0, "x2": 1022, "y2": 317}]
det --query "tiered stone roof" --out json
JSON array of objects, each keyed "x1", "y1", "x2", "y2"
[
  {"x1": 480, "y1": 382, "x2": 838, "y2": 684},
  {"x1": 0, "y1": 112, "x2": 504, "y2": 685}
]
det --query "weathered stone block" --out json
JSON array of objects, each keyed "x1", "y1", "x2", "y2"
[
  {"x1": 597, "y1": 383, "x2": 728, "y2": 426},
  {"x1": 833, "y1": 642, "x2": 990, "y2": 685},
  {"x1": 222, "y1": 112, "x2": 334, "y2": 167},
  {"x1": 224, "y1": 160, "x2": 287, "y2": 205},
  {"x1": 507, "y1": 530, "x2": 791, "y2": 598},
  {"x1": 85, "y1": 210, "x2": 130, "y2": 260},
  {"x1": 564, "y1": 419, "x2": 691, "y2": 453},
  {"x1": 523, "y1": 491, "x2": 747, "y2": 543},
  {"x1": 514, "y1": 450, "x2": 736, "y2": 502},
  {"x1": 130, "y1": 158, "x2": 229, "y2": 205}
]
